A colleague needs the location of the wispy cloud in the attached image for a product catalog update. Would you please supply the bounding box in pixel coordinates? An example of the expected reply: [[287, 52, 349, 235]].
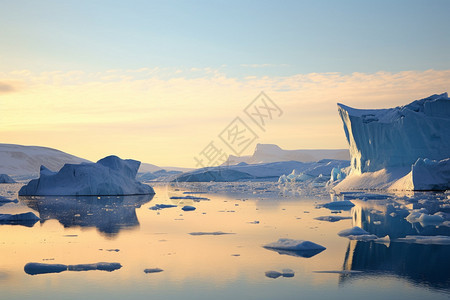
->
[[0, 81, 21, 94], [0, 68, 448, 166]]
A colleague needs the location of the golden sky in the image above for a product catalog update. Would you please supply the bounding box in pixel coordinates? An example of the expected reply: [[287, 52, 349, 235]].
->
[[1, 68, 449, 167]]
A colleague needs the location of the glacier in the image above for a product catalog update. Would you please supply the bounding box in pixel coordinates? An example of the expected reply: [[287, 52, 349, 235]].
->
[[334, 93, 450, 191], [19, 155, 155, 196]]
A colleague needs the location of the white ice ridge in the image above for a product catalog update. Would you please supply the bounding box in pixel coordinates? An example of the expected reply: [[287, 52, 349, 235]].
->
[[19, 155, 155, 196], [335, 93, 450, 191]]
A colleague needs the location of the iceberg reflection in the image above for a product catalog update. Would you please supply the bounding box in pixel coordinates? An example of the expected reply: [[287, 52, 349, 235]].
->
[[339, 196, 450, 290], [20, 194, 154, 236]]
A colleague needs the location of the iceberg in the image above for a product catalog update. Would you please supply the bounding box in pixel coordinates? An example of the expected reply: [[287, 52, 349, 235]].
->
[[335, 93, 450, 191], [0, 174, 16, 183], [263, 238, 326, 258], [19, 155, 155, 196]]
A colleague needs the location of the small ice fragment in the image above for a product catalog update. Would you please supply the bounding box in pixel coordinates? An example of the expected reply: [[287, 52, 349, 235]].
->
[[265, 271, 282, 279], [144, 268, 164, 273], [282, 268, 295, 277], [338, 227, 369, 237], [149, 204, 178, 210], [182, 205, 196, 211], [189, 231, 234, 236]]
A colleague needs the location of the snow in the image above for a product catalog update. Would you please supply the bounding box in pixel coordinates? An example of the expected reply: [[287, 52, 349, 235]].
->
[[335, 93, 450, 191], [0, 174, 16, 183], [175, 159, 349, 183], [24, 262, 122, 275], [18, 155, 155, 196], [0, 143, 90, 176], [224, 143, 349, 165]]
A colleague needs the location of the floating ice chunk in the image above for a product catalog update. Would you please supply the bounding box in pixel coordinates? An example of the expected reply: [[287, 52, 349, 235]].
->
[[265, 271, 282, 278], [314, 216, 352, 222], [395, 235, 450, 245], [189, 231, 234, 236], [149, 204, 178, 210], [265, 269, 295, 278], [281, 268, 295, 277], [182, 205, 196, 211], [24, 262, 121, 275], [338, 226, 369, 237], [144, 268, 163, 273], [170, 196, 210, 201], [322, 201, 354, 210], [264, 238, 326, 257], [0, 174, 16, 183], [0, 212, 40, 226], [19, 155, 155, 196], [24, 263, 67, 275], [406, 209, 445, 225], [68, 262, 122, 272]]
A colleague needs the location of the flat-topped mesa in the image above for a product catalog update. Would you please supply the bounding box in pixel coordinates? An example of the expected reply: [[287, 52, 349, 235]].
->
[[19, 155, 155, 196], [338, 93, 450, 175]]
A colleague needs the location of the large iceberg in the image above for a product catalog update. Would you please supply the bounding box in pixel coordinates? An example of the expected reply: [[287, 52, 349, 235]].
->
[[335, 93, 450, 191], [19, 155, 155, 196]]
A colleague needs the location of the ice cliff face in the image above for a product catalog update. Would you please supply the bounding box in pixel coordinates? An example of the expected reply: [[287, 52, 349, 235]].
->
[[19, 155, 155, 196], [338, 93, 450, 174]]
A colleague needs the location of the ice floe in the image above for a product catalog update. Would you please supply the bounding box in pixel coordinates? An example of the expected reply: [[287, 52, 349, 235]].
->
[[314, 216, 352, 222], [24, 262, 122, 275], [144, 268, 164, 273], [149, 204, 178, 210], [189, 231, 234, 236], [182, 205, 196, 211], [263, 238, 326, 258]]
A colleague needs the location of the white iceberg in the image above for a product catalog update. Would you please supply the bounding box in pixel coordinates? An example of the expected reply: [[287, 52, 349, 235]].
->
[[335, 93, 450, 191], [19, 155, 155, 196]]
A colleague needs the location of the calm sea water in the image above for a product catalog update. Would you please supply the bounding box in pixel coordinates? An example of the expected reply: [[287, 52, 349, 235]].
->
[[0, 183, 448, 299]]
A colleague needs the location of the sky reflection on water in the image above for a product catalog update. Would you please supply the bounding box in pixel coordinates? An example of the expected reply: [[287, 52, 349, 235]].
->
[[0, 183, 448, 299]]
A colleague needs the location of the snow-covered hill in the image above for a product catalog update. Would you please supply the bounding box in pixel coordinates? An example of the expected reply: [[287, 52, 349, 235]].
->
[[0, 143, 91, 176], [224, 144, 349, 165]]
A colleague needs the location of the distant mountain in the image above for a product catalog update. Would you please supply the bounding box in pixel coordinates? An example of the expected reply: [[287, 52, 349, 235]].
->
[[223, 144, 350, 165], [0, 143, 191, 178], [0, 143, 91, 176]]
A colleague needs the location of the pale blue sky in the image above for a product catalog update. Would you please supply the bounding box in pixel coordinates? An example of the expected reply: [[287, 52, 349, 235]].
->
[[1, 0, 450, 77], [1, 0, 450, 166]]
